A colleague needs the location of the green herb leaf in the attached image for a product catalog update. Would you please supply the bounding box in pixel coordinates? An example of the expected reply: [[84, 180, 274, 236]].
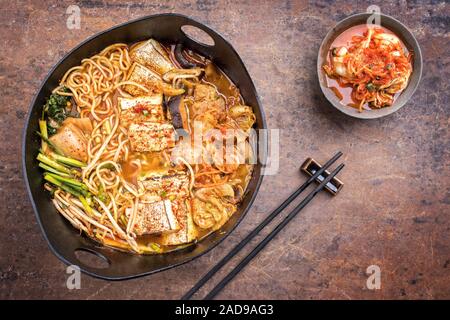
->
[[366, 82, 377, 92], [43, 88, 71, 135]]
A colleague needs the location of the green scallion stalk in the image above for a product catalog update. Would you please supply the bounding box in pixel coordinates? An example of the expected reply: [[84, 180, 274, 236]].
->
[[44, 172, 86, 190], [37, 153, 71, 174], [79, 195, 93, 215], [44, 173, 90, 197], [36, 131, 65, 155], [43, 174, 82, 198], [38, 162, 71, 177], [39, 120, 48, 139], [39, 120, 48, 152], [50, 153, 87, 168]]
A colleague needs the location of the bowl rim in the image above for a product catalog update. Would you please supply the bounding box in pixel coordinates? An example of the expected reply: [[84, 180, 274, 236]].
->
[[21, 13, 267, 280], [317, 12, 423, 119]]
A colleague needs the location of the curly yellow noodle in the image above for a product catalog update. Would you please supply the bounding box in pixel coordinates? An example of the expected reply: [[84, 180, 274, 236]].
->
[[47, 43, 146, 252]]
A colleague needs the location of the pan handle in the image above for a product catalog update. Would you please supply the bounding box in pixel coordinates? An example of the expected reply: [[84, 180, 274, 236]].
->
[[175, 18, 227, 59], [67, 245, 134, 279], [180, 25, 215, 47], [73, 247, 111, 270]]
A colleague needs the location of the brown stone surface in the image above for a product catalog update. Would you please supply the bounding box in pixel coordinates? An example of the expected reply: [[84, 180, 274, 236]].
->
[[0, 0, 449, 300]]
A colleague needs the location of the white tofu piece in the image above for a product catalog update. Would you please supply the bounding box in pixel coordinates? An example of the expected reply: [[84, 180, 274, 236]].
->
[[119, 94, 165, 127], [160, 199, 198, 245], [140, 172, 190, 202], [131, 200, 179, 236], [124, 63, 162, 96], [119, 94, 163, 110], [130, 39, 175, 75], [128, 122, 175, 152]]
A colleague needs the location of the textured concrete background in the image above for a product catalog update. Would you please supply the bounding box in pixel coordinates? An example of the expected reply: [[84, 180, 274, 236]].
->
[[0, 0, 449, 299]]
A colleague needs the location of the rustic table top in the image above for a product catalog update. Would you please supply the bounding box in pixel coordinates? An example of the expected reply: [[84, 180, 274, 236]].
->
[[1, 0, 449, 299]]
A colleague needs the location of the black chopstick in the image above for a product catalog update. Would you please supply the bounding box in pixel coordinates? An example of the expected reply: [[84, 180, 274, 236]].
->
[[181, 151, 343, 300], [203, 163, 345, 300]]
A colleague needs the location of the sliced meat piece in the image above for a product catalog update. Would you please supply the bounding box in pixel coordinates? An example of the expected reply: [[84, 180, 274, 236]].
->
[[49, 122, 89, 162], [140, 172, 189, 201], [128, 122, 175, 152], [131, 200, 179, 236], [130, 39, 175, 75], [160, 199, 198, 245], [194, 84, 218, 101], [192, 110, 218, 133], [191, 97, 226, 132], [191, 84, 226, 126], [119, 95, 165, 127]]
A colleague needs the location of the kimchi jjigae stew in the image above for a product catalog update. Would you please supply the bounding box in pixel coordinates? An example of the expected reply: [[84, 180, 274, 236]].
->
[[36, 39, 256, 254]]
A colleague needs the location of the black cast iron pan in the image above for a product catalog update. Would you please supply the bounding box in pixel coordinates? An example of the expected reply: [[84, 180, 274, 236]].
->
[[22, 13, 266, 280]]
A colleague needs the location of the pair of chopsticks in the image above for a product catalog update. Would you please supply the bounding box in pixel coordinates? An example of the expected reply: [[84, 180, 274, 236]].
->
[[182, 151, 344, 300]]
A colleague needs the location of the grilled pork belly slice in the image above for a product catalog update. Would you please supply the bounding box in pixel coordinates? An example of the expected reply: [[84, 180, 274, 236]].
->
[[140, 172, 189, 202], [160, 199, 198, 245], [119, 94, 165, 127], [128, 122, 175, 152], [131, 200, 179, 236]]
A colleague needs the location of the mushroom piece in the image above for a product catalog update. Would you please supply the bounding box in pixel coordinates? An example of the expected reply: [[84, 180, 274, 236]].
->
[[232, 185, 244, 203], [162, 68, 203, 83], [174, 43, 206, 69], [167, 95, 185, 129]]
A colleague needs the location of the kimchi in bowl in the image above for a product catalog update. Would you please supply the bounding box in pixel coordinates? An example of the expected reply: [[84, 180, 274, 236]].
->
[[317, 13, 422, 119]]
